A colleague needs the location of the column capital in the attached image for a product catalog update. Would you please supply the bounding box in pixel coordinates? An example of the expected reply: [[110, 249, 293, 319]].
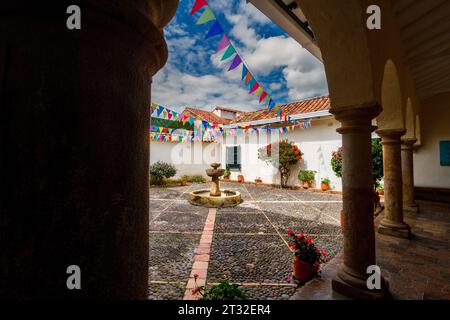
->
[[330, 102, 381, 134], [401, 137, 417, 150], [376, 128, 406, 144]]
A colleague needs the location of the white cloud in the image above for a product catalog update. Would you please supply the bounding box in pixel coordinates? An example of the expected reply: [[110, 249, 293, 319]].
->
[[152, 64, 262, 112], [153, 0, 329, 111]]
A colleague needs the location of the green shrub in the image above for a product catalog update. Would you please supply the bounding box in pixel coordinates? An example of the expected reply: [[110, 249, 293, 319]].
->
[[189, 175, 206, 183], [180, 175, 190, 182], [299, 170, 316, 182], [331, 139, 383, 188], [150, 161, 177, 185], [199, 281, 247, 300], [321, 178, 330, 185], [223, 168, 231, 178]]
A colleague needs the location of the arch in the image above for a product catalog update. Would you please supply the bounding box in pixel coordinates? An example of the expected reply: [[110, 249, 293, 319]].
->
[[295, 0, 376, 108], [377, 59, 404, 130]]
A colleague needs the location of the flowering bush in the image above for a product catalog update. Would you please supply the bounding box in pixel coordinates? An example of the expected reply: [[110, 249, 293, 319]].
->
[[287, 231, 326, 267], [330, 139, 383, 188], [258, 140, 303, 188], [330, 147, 343, 178]]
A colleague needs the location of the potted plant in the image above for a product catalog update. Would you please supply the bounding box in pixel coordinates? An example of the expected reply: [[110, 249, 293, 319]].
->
[[180, 175, 189, 186], [223, 168, 231, 180], [287, 231, 326, 283], [321, 178, 330, 191], [254, 177, 262, 184], [237, 175, 244, 183], [298, 170, 315, 189]]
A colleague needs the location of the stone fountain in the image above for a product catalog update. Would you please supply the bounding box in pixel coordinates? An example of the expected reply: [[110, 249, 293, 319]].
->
[[188, 163, 242, 208]]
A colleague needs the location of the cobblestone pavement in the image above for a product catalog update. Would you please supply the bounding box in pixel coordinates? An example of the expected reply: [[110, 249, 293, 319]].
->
[[148, 183, 343, 300]]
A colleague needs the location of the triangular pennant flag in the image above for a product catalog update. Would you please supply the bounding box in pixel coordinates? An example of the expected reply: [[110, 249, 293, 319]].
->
[[247, 77, 256, 90], [156, 106, 164, 117], [221, 45, 236, 61], [196, 6, 215, 25], [268, 99, 275, 110], [205, 21, 224, 39], [244, 72, 252, 84], [167, 111, 173, 120], [241, 65, 248, 80], [276, 107, 282, 118], [249, 82, 259, 94], [253, 86, 263, 97], [228, 54, 242, 71], [259, 91, 267, 103], [216, 35, 230, 53], [190, 0, 208, 16]]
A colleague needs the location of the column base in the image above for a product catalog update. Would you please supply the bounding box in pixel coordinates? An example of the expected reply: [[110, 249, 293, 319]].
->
[[378, 219, 411, 238], [332, 269, 389, 300], [404, 204, 419, 214]]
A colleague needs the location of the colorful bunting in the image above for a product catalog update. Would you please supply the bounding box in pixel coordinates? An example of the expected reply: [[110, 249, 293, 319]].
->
[[221, 45, 236, 61], [191, 1, 284, 118], [228, 54, 242, 71], [196, 6, 215, 25], [205, 21, 224, 39], [217, 35, 230, 53], [190, 0, 208, 16]]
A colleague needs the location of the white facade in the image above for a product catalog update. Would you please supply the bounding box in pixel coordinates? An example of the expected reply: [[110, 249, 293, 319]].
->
[[150, 140, 221, 178], [220, 117, 343, 191]]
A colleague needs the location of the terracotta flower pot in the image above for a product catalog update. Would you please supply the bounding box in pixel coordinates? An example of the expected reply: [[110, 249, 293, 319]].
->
[[255, 179, 262, 184], [181, 180, 187, 186], [302, 181, 310, 189], [293, 257, 317, 283], [237, 175, 244, 183], [223, 176, 230, 181], [321, 183, 329, 191]]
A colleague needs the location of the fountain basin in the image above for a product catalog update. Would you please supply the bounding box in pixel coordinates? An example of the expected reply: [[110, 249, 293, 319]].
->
[[188, 189, 242, 208]]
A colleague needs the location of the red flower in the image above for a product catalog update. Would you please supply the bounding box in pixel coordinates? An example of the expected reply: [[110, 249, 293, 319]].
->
[[192, 287, 202, 295], [305, 237, 313, 244]]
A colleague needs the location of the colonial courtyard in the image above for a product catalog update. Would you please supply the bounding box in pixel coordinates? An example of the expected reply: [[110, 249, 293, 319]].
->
[[149, 182, 450, 300], [148, 182, 343, 300]]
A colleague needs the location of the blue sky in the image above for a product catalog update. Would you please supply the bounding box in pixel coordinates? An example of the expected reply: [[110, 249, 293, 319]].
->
[[152, 0, 328, 113]]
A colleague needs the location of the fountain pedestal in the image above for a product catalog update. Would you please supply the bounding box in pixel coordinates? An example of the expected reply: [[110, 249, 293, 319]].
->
[[188, 163, 242, 208]]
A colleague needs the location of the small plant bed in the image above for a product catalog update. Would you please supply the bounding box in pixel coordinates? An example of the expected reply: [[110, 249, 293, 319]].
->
[[192, 278, 247, 300]]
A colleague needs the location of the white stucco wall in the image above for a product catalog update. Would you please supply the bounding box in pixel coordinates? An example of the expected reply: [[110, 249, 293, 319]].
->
[[221, 118, 343, 191], [414, 102, 450, 189], [150, 140, 221, 178]]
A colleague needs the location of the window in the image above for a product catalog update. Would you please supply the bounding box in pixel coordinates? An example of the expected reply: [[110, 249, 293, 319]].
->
[[226, 146, 241, 170]]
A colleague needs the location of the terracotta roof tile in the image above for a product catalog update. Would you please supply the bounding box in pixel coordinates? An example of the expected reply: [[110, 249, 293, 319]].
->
[[182, 107, 231, 124], [233, 95, 330, 123]]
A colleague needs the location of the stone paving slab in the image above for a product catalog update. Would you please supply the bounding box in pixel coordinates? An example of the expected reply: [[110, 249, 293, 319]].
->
[[149, 199, 169, 214], [150, 210, 208, 232], [150, 186, 190, 199], [208, 234, 293, 283], [149, 233, 200, 282], [215, 212, 274, 234], [148, 283, 186, 300]]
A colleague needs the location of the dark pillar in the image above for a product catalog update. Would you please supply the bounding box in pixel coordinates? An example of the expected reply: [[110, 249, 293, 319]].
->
[[0, 1, 178, 299]]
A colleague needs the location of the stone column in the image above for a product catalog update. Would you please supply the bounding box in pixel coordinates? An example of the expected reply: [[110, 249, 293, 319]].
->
[[401, 138, 419, 213], [376, 129, 411, 238], [0, 1, 178, 299], [330, 103, 388, 299]]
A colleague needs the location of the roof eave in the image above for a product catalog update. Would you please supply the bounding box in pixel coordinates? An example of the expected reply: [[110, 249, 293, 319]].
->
[[227, 110, 332, 128]]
